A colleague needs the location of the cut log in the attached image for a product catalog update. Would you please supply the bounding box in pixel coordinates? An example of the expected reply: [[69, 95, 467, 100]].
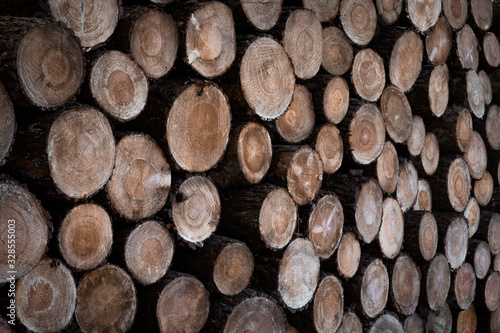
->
[[377, 141, 399, 194], [240, 0, 282, 31], [352, 49, 385, 102], [0, 179, 49, 283], [240, 37, 295, 120], [223, 296, 287, 333], [321, 26, 353, 76], [375, 0, 403, 24], [407, 0, 441, 32], [419, 212, 439, 261], [442, 0, 467, 30], [186, 2, 235, 78], [471, 0, 493, 31], [130, 8, 178, 79], [479, 70, 492, 105], [172, 176, 220, 244], [380, 85, 412, 143], [397, 162, 419, 213], [431, 106, 472, 153], [213, 242, 253, 296], [278, 238, 320, 309], [369, 314, 403, 332], [485, 272, 500, 311], [316, 124, 343, 174], [313, 275, 344, 333], [0, 317, 13, 333], [421, 132, 440, 175], [404, 313, 424, 333], [340, 0, 377, 46], [337, 232, 361, 279], [474, 241, 491, 279], [464, 131, 487, 180], [107, 133, 171, 220], [445, 216, 468, 269], [286, 326, 299, 333], [462, 70, 485, 118], [457, 304, 477, 333], [0, 18, 85, 108], [303, 0, 339, 22], [457, 25, 479, 71], [379, 197, 404, 259], [349, 103, 386, 165], [426, 303, 452, 333], [493, 307, 500, 332], [447, 157, 472, 212], [407, 116, 425, 157], [426, 17, 453, 65], [47, 107, 115, 199], [413, 179, 432, 211], [486, 105, 500, 149], [430, 65, 450, 117], [483, 33, 500, 68], [48, 0, 119, 49], [355, 179, 384, 243], [489, 213, 500, 255], [125, 220, 174, 285], [0, 82, 15, 166], [337, 312, 362, 333], [16, 259, 76, 333], [474, 170, 493, 206], [157, 274, 210, 333], [323, 76, 349, 124], [75, 264, 137, 332], [361, 258, 389, 318], [495, 254, 500, 273], [276, 84, 315, 143], [283, 9, 322, 79], [454, 262, 476, 310], [308, 194, 344, 259], [464, 197, 480, 237], [426, 253, 451, 311], [389, 30, 423, 92], [58, 203, 112, 271], [392, 254, 420, 315], [167, 83, 231, 172]]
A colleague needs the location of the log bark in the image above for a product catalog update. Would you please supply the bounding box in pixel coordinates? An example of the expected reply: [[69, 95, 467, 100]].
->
[[321, 26, 353, 76], [369, 314, 403, 332], [0, 82, 15, 166], [442, 0, 467, 30], [486, 104, 500, 150], [375, 0, 403, 24], [457, 304, 477, 333], [456, 25, 480, 71], [16, 259, 76, 333], [483, 33, 500, 68], [464, 197, 480, 237], [471, 0, 493, 31], [485, 272, 500, 311], [381, 85, 412, 143], [58, 203, 112, 271], [454, 262, 476, 310], [303, 0, 339, 22], [313, 275, 344, 333], [323, 76, 349, 124], [360, 258, 389, 318], [391, 254, 420, 315], [340, 0, 377, 46], [413, 179, 432, 211], [397, 162, 419, 213], [240, 0, 282, 31], [474, 240, 491, 279], [315, 123, 343, 174], [349, 103, 386, 165], [379, 197, 404, 259], [426, 253, 451, 311], [425, 17, 453, 65], [337, 232, 361, 279], [75, 264, 137, 332], [389, 30, 423, 92], [276, 84, 315, 143]]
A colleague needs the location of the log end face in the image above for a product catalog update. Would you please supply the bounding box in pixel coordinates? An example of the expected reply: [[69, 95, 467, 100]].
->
[[238, 122, 272, 184], [214, 242, 254, 296]]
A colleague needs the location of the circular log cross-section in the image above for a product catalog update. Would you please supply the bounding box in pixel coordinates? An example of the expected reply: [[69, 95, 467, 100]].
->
[[474, 171, 493, 206], [407, 116, 425, 157], [466, 70, 485, 118], [316, 124, 343, 174], [303, 0, 340, 22], [489, 213, 500, 255], [157, 276, 209, 333], [486, 105, 500, 150], [321, 26, 353, 76], [125, 220, 174, 285], [379, 197, 404, 259], [17, 259, 76, 333], [464, 198, 480, 237], [278, 238, 320, 309], [380, 85, 412, 143], [443, 0, 467, 30], [214, 242, 254, 296], [172, 176, 220, 244], [48, 0, 119, 49], [457, 25, 479, 71], [276, 84, 315, 143], [59, 203, 112, 271], [377, 141, 399, 194], [107, 134, 171, 220], [427, 254, 451, 311], [323, 76, 349, 124], [426, 17, 452, 65], [484, 33, 500, 68], [337, 312, 362, 333], [166, 83, 231, 172], [314, 275, 344, 333], [407, 0, 441, 32], [447, 157, 471, 212], [456, 107, 473, 152], [186, 2, 235, 78], [223, 296, 287, 333], [16, 24, 85, 108], [369, 314, 403, 333], [308, 194, 344, 259], [458, 304, 477, 333], [479, 70, 492, 105], [352, 49, 385, 102], [419, 212, 438, 261], [47, 107, 115, 199], [130, 9, 178, 79], [375, 0, 402, 24], [454, 262, 476, 310], [349, 103, 385, 165], [355, 179, 383, 243], [0, 181, 49, 283], [471, 0, 492, 31], [396, 162, 418, 213], [259, 187, 297, 249], [414, 179, 432, 211], [238, 122, 272, 183], [337, 232, 361, 279], [392, 255, 420, 316], [464, 131, 487, 180], [389, 30, 423, 92], [486, 272, 500, 311], [421, 132, 440, 175], [493, 308, 500, 333], [427, 304, 452, 333], [474, 241, 491, 279], [340, 0, 377, 46], [283, 9, 322, 80], [286, 147, 323, 205], [240, 0, 282, 31], [76, 265, 137, 332], [445, 217, 468, 269], [361, 259, 389, 318], [0, 82, 15, 165], [429, 65, 449, 117], [240, 37, 295, 120], [404, 314, 424, 333]]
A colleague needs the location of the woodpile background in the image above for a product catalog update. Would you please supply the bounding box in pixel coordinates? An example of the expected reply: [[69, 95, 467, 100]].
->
[[1, 0, 500, 332]]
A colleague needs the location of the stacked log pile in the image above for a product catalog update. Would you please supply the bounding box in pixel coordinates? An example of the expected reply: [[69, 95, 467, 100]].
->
[[0, 0, 500, 332]]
